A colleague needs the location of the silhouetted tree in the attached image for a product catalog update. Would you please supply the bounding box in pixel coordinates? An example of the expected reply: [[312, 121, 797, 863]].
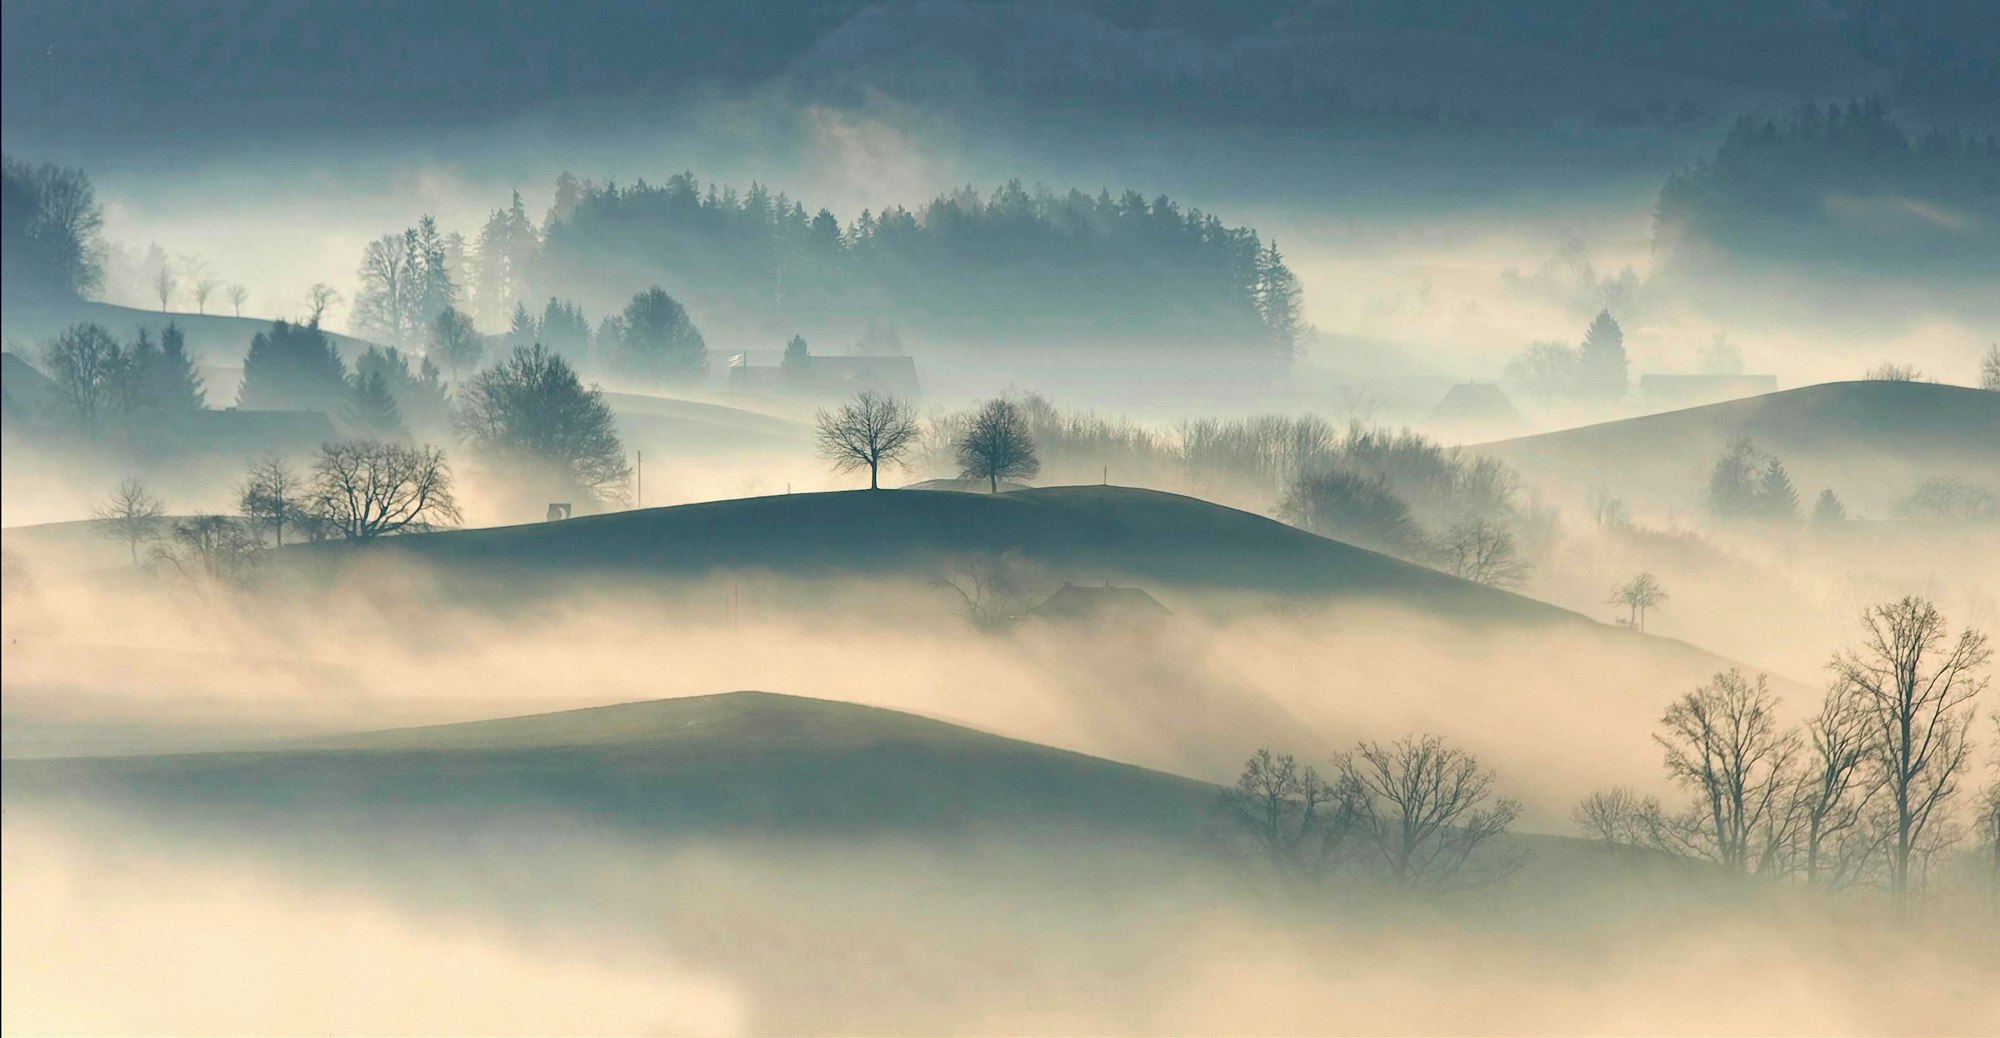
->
[[94, 477, 167, 565], [152, 263, 176, 311], [306, 440, 461, 540], [227, 284, 248, 317], [954, 398, 1039, 492], [238, 455, 306, 547], [782, 334, 810, 369], [1226, 749, 1354, 882], [1757, 457, 1800, 521], [1277, 468, 1418, 555], [458, 343, 631, 506], [1504, 341, 1581, 403], [816, 392, 920, 490], [1576, 310, 1628, 403], [128, 324, 205, 419], [1893, 477, 2000, 523], [1812, 488, 1847, 527], [1865, 362, 1923, 382], [1982, 345, 2000, 391], [151, 514, 263, 587], [306, 283, 340, 324], [1256, 240, 1304, 358], [346, 369, 403, 435], [353, 345, 449, 433], [428, 306, 482, 383], [1611, 571, 1667, 630], [39, 323, 127, 431], [1426, 518, 1529, 587], [1333, 734, 1521, 892], [1654, 669, 1801, 876], [1831, 597, 1990, 900], [238, 320, 347, 412], [611, 287, 706, 381], [1, 157, 104, 300], [1799, 680, 1883, 890]]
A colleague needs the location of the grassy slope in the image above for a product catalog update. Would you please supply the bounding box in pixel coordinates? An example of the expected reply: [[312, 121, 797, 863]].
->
[[1475, 381, 2000, 508], [1, 691, 1222, 839], [299, 483, 1577, 625]]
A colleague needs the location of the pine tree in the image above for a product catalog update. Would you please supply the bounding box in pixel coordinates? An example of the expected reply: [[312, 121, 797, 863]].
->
[[346, 369, 403, 435], [239, 320, 348, 413], [1577, 310, 1629, 403], [1255, 240, 1304, 360], [1812, 488, 1846, 526], [134, 322, 205, 416], [1757, 457, 1800, 520]]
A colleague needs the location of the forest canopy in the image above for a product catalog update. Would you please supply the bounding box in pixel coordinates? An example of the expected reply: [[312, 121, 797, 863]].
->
[[524, 175, 1302, 360]]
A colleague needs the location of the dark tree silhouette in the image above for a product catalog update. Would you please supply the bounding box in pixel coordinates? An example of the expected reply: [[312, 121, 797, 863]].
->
[[238, 455, 307, 547], [1225, 749, 1354, 883], [1576, 310, 1628, 403], [306, 440, 461, 540], [1, 157, 104, 300], [1831, 597, 1990, 900], [94, 477, 166, 565], [1277, 468, 1418, 555], [954, 398, 1039, 492], [610, 287, 706, 382], [429, 306, 482, 383], [458, 343, 631, 506], [1334, 734, 1521, 892], [238, 320, 348, 413], [815, 392, 919, 490]]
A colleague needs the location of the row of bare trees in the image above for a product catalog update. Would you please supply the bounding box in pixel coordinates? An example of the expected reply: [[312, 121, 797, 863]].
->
[[1225, 736, 1521, 894], [1577, 597, 1992, 900], [814, 393, 1040, 492], [94, 441, 462, 580]]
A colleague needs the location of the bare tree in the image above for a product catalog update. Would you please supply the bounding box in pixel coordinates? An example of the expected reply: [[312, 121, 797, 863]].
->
[[40, 323, 127, 430], [307, 441, 461, 540], [238, 455, 307, 546], [1864, 363, 1923, 382], [1573, 786, 1653, 848], [816, 392, 920, 490], [1611, 571, 1667, 631], [1333, 734, 1521, 892], [1981, 344, 2000, 392], [1978, 715, 2000, 897], [227, 283, 249, 317], [1427, 518, 1530, 587], [1798, 680, 1885, 889], [306, 283, 341, 325], [428, 306, 482, 383], [1654, 670, 1801, 876], [151, 514, 263, 586], [1225, 749, 1355, 883], [954, 398, 1039, 492], [936, 549, 1044, 632], [184, 256, 217, 315], [152, 262, 177, 311], [1831, 597, 1991, 900], [94, 477, 167, 565]]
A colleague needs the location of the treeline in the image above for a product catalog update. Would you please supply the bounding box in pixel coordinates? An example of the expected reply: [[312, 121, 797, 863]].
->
[[2, 156, 104, 302], [1654, 99, 2000, 277], [495, 174, 1303, 359]]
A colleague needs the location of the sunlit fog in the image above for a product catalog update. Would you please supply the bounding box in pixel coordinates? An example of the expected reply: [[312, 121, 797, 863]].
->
[[5, 2, 1999, 1035]]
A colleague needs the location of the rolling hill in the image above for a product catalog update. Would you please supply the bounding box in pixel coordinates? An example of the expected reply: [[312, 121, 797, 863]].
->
[[1, 691, 1221, 840], [1475, 381, 2000, 514], [290, 483, 1578, 625]]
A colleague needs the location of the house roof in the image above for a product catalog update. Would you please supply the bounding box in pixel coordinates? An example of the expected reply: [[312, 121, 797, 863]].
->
[[1028, 583, 1171, 621]]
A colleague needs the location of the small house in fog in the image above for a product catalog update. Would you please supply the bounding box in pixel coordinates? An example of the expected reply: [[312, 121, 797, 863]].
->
[[1028, 582, 1171, 625], [1424, 382, 1527, 440], [726, 349, 921, 401], [1640, 374, 1778, 410]]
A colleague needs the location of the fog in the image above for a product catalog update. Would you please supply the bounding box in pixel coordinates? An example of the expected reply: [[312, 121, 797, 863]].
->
[[6, 4, 2000, 1033]]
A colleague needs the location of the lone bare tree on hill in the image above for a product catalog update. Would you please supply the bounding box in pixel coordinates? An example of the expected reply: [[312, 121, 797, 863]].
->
[[1612, 571, 1667, 631], [95, 478, 167, 565], [227, 284, 249, 317], [306, 283, 341, 325], [954, 398, 1039, 492], [307, 440, 461, 540], [816, 392, 920, 490], [1831, 597, 1990, 900], [1334, 734, 1520, 892]]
